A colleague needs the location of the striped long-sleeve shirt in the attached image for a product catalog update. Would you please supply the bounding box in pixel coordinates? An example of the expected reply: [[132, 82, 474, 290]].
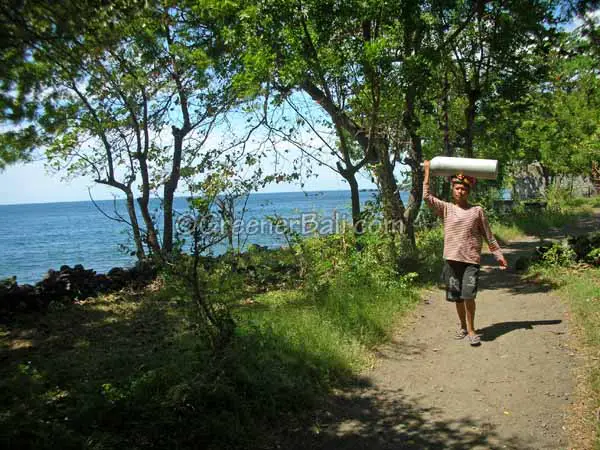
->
[[423, 182, 503, 265]]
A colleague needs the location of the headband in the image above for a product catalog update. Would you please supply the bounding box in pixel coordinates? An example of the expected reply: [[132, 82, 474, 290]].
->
[[450, 173, 476, 188]]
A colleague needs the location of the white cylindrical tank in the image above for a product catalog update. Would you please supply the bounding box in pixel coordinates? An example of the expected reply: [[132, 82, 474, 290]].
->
[[429, 156, 498, 180]]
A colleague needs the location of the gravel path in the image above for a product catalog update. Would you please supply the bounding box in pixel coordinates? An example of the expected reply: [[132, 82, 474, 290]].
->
[[276, 223, 597, 450]]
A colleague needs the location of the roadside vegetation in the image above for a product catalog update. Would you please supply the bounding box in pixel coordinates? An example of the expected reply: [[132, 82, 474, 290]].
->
[[0, 229, 421, 449], [1, 1, 599, 448], [534, 265, 600, 449], [2, 192, 600, 449], [481, 188, 596, 244], [516, 202, 600, 449]]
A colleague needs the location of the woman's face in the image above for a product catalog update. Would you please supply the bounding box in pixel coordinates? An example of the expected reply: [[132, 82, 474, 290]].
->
[[452, 182, 470, 204]]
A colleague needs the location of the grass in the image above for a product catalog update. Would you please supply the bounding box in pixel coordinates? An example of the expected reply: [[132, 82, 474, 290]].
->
[[2, 194, 598, 449], [496, 205, 592, 239], [490, 221, 525, 245], [0, 290, 199, 449], [485, 196, 597, 243], [525, 265, 600, 449], [0, 240, 419, 450], [587, 197, 600, 209]]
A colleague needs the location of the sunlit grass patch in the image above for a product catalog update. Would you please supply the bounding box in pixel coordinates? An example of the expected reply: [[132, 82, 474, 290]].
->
[[586, 196, 600, 208], [0, 242, 419, 450], [527, 264, 600, 447], [243, 288, 306, 308], [492, 201, 593, 240], [492, 222, 526, 244]]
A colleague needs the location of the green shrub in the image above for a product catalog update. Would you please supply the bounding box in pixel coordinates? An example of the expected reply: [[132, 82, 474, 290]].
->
[[568, 231, 600, 261], [587, 196, 600, 208], [415, 226, 444, 283], [586, 248, 600, 265], [538, 242, 577, 267], [544, 185, 588, 211]]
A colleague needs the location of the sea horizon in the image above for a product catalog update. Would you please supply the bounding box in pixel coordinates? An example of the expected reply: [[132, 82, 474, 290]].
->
[[0, 187, 380, 207], [0, 189, 396, 284]]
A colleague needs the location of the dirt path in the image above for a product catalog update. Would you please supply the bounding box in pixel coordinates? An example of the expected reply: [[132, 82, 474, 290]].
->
[[276, 217, 600, 450]]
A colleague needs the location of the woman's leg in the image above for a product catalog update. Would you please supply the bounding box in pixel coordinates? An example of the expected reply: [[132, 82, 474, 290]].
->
[[461, 264, 480, 337], [455, 301, 467, 330], [464, 299, 476, 335]]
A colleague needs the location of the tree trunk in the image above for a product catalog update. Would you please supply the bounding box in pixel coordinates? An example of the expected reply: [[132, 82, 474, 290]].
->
[[347, 174, 362, 233], [403, 156, 422, 249], [96, 180, 148, 260], [162, 130, 184, 255], [300, 81, 406, 235], [125, 191, 146, 259], [464, 89, 478, 158], [402, 84, 424, 249], [441, 71, 452, 201], [338, 166, 363, 233], [162, 187, 175, 255], [443, 72, 452, 158], [137, 155, 161, 255], [373, 142, 405, 233], [541, 163, 551, 191]]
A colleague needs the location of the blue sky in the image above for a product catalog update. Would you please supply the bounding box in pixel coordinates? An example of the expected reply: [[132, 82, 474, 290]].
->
[[0, 79, 386, 205], [0, 157, 378, 205], [0, 95, 380, 205]]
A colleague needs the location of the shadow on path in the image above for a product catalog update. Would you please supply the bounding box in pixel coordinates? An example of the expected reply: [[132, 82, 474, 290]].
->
[[479, 269, 561, 295], [478, 319, 562, 342], [478, 243, 562, 295], [276, 385, 530, 450]]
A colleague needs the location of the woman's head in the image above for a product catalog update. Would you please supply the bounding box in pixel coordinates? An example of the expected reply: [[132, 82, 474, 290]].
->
[[450, 173, 476, 205]]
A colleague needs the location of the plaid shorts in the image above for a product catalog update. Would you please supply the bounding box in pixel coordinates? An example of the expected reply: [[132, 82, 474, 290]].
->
[[442, 260, 480, 302]]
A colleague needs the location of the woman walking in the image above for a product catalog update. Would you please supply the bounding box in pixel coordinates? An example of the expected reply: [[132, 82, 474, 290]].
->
[[422, 160, 507, 346]]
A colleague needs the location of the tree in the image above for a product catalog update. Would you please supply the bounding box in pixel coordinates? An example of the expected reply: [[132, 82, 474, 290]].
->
[[260, 92, 370, 232], [516, 32, 600, 187], [0, 1, 242, 258], [208, 0, 491, 248], [434, 0, 560, 158], [0, 0, 139, 169]]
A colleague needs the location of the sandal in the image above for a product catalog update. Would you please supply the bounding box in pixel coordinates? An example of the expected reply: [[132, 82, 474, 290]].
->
[[455, 328, 468, 340], [468, 334, 481, 346]]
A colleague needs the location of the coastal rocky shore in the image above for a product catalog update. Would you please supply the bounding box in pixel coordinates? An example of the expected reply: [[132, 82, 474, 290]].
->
[[0, 261, 158, 315]]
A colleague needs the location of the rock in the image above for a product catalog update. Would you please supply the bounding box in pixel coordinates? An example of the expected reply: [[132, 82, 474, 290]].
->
[[1, 261, 158, 316], [94, 274, 112, 292]]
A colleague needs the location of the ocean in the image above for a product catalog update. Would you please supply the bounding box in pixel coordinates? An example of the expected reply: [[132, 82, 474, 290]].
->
[[0, 190, 409, 284]]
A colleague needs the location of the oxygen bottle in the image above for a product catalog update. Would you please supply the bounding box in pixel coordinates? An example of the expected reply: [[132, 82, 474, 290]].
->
[[428, 156, 498, 180]]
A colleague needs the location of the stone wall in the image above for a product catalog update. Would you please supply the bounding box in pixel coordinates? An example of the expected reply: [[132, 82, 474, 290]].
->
[[511, 162, 595, 200], [0, 260, 158, 316]]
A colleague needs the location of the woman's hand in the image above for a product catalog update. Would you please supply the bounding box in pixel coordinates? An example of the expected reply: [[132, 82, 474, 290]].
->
[[423, 160, 430, 183], [497, 255, 508, 270]]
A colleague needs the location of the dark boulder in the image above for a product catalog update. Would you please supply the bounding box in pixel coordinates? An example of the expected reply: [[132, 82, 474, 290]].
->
[[1, 261, 159, 317]]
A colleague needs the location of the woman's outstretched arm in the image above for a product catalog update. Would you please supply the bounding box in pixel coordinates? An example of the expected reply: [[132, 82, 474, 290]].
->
[[423, 160, 447, 218]]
